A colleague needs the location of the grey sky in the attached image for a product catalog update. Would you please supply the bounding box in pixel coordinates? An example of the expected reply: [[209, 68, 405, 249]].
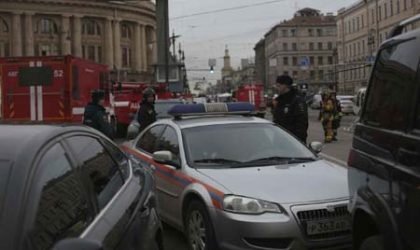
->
[[169, 0, 354, 88]]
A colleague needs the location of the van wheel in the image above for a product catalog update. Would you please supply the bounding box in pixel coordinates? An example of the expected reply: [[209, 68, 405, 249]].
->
[[185, 201, 218, 250], [359, 235, 384, 250]]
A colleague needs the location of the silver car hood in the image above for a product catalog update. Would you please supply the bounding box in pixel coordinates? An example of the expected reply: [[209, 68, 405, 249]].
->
[[197, 160, 349, 204]]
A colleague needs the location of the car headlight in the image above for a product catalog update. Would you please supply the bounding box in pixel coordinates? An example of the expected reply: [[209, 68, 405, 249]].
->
[[223, 195, 283, 214]]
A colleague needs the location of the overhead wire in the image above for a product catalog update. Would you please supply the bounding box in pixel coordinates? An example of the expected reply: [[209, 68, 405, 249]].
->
[[170, 0, 287, 20]]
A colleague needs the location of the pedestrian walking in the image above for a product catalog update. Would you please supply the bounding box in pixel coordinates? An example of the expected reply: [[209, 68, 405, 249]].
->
[[137, 88, 157, 133], [272, 75, 309, 143], [83, 89, 114, 139]]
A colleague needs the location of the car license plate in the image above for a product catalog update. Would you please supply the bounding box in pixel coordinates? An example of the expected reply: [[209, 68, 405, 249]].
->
[[306, 218, 350, 236]]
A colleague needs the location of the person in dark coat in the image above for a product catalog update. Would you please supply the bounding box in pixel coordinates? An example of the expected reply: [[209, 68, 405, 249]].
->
[[137, 88, 157, 133], [272, 75, 309, 143], [83, 89, 114, 139]]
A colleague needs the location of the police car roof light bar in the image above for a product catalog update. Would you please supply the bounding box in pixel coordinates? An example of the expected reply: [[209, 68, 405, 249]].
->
[[168, 103, 256, 118]]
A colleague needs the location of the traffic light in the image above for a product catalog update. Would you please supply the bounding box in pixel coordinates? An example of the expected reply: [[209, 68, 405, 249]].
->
[[210, 66, 214, 74]]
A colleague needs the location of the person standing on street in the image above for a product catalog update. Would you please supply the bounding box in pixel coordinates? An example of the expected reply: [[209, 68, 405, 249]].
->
[[83, 89, 114, 139], [137, 88, 157, 133], [272, 75, 309, 143], [331, 92, 342, 141], [319, 91, 336, 143]]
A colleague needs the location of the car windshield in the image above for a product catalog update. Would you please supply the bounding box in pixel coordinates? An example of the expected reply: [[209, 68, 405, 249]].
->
[[183, 123, 316, 168], [155, 101, 182, 119]]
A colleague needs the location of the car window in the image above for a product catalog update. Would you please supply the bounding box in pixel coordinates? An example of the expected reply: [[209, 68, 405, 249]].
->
[[156, 126, 181, 164], [363, 38, 419, 130], [104, 141, 130, 180], [136, 125, 166, 154], [0, 159, 11, 218], [67, 136, 124, 210], [30, 144, 93, 250]]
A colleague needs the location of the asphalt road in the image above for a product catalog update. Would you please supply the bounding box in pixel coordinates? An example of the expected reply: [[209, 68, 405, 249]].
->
[[161, 108, 356, 249]]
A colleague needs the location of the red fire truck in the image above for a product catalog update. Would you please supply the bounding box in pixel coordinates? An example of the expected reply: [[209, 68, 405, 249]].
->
[[112, 82, 173, 137], [233, 83, 266, 112], [0, 56, 111, 123]]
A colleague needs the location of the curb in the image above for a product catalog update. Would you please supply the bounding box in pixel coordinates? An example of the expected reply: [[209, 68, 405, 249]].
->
[[320, 153, 347, 167]]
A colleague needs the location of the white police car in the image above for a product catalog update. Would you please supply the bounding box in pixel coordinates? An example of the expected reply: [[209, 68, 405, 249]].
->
[[122, 103, 350, 250]]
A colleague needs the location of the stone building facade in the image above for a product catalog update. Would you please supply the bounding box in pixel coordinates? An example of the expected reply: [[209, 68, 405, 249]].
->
[[336, 0, 420, 94], [0, 0, 157, 81], [264, 8, 337, 92]]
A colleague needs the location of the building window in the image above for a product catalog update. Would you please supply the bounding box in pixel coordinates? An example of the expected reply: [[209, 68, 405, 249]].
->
[[38, 44, 58, 56], [328, 56, 333, 65], [293, 71, 298, 77], [82, 19, 101, 36], [38, 18, 58, 34], [318, 42, 323, 50], [97, 46, 102, 63], [362, 15, 364, 28], [283, 57, 289, 65], [293, 57, 297, 66], [309, 56, 315, 65], [328, 42, 333, 50], [404, 0, 407, 10], [309, 43, 314, 51], [380, 33, 383, 43], [397, 0, 400, 13], [0, 41, 10, 57], [121, 23, 132, 39], [310, 70, 315, 80], [352, 19, 355, 32], [283, 43, 288, 51], [357, 17, 360, 31], [307, 28, 313, 37], [283, 71, 289, 75], [290, 29, 296, 37], [0, 18, 8, 33], [353, 43, 356, 57], [122, 47, 131, 67], [319, 70, 324, 80], [390, 0, 394, 16], [379, 6, 382, 20], [88, 45, 95, 61], [316, 29, 323, 37], [362, 40, 366, 54], [384, 3, 388, 18], [371, 9, 375, 24], [318, 56, 324, 65], [358, 42, 361, 55], [282, 29, 288, 37], [292, 43, 297, 51]]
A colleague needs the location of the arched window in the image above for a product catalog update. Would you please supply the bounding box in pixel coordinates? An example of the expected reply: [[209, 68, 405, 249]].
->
[[82, 19, 101, 36], [37, 18, 58, 34], [121, 23, 132, 39], [0, 18, 8, 33]]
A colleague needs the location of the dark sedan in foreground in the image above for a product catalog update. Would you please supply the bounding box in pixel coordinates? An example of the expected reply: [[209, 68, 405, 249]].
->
[[0, 125, 163, 250]]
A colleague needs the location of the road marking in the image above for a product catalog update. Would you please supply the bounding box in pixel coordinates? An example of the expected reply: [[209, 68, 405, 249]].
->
[[320, 153, 347, 167]]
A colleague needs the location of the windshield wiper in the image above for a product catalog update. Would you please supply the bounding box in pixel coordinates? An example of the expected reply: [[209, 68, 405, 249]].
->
[[193, 158, 242, 165], [244, 156, 316, 165]]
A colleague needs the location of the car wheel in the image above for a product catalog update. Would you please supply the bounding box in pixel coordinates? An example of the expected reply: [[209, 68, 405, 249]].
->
[[185, 201, 218, 250], [359, 235, 384, 250]]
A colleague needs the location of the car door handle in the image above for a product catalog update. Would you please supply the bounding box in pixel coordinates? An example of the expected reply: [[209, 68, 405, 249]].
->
[[150, 164, 156, 171]]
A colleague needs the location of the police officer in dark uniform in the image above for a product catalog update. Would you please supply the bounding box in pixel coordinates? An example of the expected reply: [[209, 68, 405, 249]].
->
[[83, 89, 114, 139], [137, 88, 157, 132], [272, 75, 309, 143]]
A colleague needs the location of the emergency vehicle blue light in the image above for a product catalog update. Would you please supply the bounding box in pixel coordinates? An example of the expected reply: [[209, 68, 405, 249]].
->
[[168, 102, 255, 117]]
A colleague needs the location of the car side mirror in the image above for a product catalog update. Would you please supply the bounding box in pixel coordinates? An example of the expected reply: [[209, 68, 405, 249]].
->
[[309, 141, 324, 154], [153, 151, 181, 169], [52, 238, 103, 250], [127, 122, 140, 140]]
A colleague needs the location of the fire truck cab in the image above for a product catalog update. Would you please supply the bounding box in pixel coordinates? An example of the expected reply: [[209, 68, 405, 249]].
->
[[0, 56, 111, 123], [233, 83, 266, 112]]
